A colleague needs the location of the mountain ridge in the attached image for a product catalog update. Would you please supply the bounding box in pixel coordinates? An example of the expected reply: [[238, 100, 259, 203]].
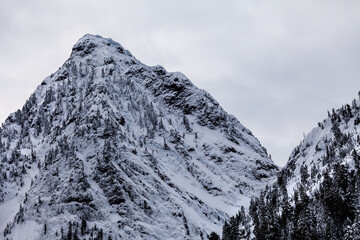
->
[[227, 94, 360, 240]]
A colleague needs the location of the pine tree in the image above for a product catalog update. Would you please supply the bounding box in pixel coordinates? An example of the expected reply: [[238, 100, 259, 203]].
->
[[353, 150, 360, 169], [208, 232, 220, 240], [222, 221, 231, 240], [300, 165, 309, 185], [67, 221, 72, 240], [344, 225, 354, 240]]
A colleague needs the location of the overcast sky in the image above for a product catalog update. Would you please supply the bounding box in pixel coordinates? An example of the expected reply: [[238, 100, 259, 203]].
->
[[1, 0, 360, 167]]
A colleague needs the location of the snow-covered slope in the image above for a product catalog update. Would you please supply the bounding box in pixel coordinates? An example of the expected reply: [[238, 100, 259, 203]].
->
[[246, 96, 360, 240], [282, 99, 360, 195], [0, 34, 278, 240]]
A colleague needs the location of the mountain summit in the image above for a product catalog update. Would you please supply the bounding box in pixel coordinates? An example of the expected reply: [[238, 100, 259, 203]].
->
[[0, 34, 278, 239]]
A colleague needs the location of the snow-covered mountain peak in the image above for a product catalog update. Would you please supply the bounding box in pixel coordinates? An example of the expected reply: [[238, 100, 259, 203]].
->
[[0, 34, 278, 239], [72, 34, 129, 56], [69, 34, 136, 69]]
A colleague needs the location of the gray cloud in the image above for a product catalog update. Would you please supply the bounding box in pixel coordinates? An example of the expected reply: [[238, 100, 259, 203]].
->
[[1, 0, 360, 166]]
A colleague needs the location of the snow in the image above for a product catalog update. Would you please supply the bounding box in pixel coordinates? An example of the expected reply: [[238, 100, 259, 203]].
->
[[0, 196, 18, 233], [11, 221, 40, 240], [0, 163, 38, 235]]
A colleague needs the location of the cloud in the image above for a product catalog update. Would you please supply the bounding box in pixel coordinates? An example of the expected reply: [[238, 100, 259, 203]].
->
[[1, 0, 360, 166]]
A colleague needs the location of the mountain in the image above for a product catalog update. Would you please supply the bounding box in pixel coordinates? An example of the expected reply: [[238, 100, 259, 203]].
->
[[239, 96, 360, 240], [0, 34, 278, 240]]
